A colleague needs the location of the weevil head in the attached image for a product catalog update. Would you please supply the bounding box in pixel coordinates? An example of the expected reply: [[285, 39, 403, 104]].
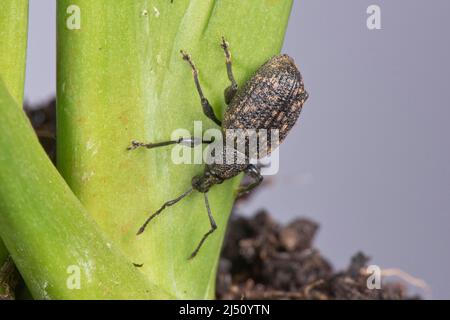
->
[[191, 171, 222, 193]]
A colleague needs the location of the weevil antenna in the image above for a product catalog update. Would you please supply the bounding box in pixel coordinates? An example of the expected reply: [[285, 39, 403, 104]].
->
[[188, 192, 217, 259], [137, 188, 194, 235]]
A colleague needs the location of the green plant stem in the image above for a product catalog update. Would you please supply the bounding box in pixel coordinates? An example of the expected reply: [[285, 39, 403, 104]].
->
[[57, 0, 292, 299], [0, 0, 29, 297], [0, 0, 28, 106], [0, 79, 172, 299]]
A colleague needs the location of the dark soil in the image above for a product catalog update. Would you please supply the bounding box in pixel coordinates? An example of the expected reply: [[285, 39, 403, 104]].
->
[[24, 99, 56, 163], [216, 211, 415, 300], [24, 99, 417, 300]]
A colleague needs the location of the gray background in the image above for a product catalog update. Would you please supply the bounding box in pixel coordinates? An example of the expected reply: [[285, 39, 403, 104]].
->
[[25, 1, 450, 299]]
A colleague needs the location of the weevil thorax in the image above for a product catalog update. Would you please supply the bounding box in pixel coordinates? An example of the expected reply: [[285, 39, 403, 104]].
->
[[191, 170, 223, 193]]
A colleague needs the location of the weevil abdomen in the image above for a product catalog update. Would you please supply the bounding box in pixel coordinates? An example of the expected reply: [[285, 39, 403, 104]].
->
[[222, 54, 308, 157]]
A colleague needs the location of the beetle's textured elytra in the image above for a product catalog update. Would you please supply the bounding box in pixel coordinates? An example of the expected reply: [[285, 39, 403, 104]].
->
[[209, 54, 308, 183], [129, 38, 309, 259], [224, 54, 308, 142]]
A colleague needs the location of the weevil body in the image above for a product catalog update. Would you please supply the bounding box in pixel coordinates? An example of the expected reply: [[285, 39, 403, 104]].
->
[[128, 38, 308, 259], [200, 54, 308, 189]]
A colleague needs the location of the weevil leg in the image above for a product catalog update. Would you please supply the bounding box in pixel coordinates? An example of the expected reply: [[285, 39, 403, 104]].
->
[[180, 50, 222, 127], [127, 136, 214, 151], [236, 164, 263, 198], [137, 188, 194, 235], [221, 37, 238, 104], [188, 192, 217, 259]]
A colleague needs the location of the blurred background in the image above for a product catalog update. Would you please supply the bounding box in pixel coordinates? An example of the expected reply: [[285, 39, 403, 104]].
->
[[25, 0, 450, 298]]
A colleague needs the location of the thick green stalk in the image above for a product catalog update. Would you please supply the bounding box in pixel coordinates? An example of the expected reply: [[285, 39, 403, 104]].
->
[[0, 0, 29, 297], [0, 0, 28, 106], [0, 79, 171, 299], [57, 0, 292, 299]]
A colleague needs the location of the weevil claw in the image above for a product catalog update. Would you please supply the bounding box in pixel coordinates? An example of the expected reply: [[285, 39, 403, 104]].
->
[[127, 140, 140, 151], [220, 36, 229, 50], [180, 50, 189, 60]]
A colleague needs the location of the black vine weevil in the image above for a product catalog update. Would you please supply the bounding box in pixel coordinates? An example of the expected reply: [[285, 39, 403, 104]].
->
[[128, 37, 309, 259]]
